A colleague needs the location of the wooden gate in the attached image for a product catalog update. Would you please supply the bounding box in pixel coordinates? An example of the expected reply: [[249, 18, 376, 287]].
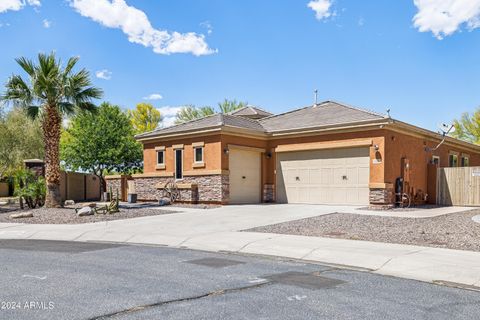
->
[[437, 167, 480, 206]]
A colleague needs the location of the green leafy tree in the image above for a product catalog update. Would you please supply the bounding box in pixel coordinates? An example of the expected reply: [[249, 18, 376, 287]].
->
[[1, 53, 102, 207], [217, 99, 247, 113], [452, 109, 480, 145], [0, 108, 44, 177], [128, 103, 162, 134], [60, 102, 142, 197], [174, 99, 246, 124], [175, 105, 215, 124]]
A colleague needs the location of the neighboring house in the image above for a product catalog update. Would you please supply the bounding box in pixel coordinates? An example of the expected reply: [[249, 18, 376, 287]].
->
[[132, 101, 480, 206]]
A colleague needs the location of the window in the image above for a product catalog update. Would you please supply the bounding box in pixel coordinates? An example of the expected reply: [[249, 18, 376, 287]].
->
[[461, 156, 470, 167], [175, 149, 183, 179], [156, 150, 165, 165], [449, 154, 458, 167], [432, 156, 440, 165], [194, 147, 204, 163]]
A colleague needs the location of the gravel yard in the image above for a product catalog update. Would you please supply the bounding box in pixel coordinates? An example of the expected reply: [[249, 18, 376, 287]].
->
[[246, 209, 480, 252], [0, 206, 176, 224]]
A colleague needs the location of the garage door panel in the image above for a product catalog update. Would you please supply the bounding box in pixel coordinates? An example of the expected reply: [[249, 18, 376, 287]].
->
[[276, 147, 370, 205], [321, 168, 334, 185]]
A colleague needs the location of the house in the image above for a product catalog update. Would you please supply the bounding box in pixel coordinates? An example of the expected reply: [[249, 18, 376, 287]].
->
[[130, 101, 480, 207]]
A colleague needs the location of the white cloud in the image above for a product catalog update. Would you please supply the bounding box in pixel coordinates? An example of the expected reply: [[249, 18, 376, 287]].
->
[[0, 0, 40, 13], [42, 18, 51, 28], [200, 21, 213, 35], [95, 69, 112, 80], [413, 0, 480, 39], [308, 0, 333, 20], [143, 93, 163, 100], [70, 0, 216, 56], [157, 106, 183, 127], [358, 17, 365, 27]]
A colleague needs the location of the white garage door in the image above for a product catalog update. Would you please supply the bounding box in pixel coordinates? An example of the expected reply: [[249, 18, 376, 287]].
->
[[229, 148, 261, 204], [276, 147, 370, 205]]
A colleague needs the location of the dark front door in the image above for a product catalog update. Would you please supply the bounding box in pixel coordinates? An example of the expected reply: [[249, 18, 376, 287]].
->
[[175, 149, 183, 179]]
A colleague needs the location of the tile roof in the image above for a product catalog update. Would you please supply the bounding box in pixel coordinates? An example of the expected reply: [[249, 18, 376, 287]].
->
[[259, 101, 386, 132], [136, 101, 387, 140], [135, 113, 266, 139], [229, 105, 273, 118]]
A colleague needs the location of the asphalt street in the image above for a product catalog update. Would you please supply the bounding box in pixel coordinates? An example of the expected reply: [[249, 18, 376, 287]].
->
[[0, 239, 479, 320]]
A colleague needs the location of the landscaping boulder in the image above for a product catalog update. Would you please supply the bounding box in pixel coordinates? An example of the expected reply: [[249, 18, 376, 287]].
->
[[77, 206, 94, 217], [10, 211, 34, 219], [159, 198, 171, 206], [64, 200, 75, 206], [82, 202, 97, 208]]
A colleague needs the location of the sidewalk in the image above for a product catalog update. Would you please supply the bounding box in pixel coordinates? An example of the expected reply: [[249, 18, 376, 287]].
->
[[0, 205, 479, 289]]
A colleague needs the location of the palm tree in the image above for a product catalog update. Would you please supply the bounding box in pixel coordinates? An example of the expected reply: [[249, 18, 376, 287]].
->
[[1, 53, 102, 207]]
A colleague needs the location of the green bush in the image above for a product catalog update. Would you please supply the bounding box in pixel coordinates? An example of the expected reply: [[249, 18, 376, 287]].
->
[[13, 169, 46, 209]]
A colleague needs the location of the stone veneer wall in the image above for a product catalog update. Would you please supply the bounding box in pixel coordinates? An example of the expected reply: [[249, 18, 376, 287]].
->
[[133, 174, 227, 203], [263, 184, 274, 202], [105, 178, 122, 195], [369, 188, 394, 209], [181, 174, 228, 203]]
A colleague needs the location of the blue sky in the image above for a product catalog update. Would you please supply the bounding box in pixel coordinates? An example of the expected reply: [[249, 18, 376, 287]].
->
[[1, 0, 480, 128]]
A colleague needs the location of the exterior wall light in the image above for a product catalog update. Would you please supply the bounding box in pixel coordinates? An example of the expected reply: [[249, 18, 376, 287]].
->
[[223, 148, 229, 155], [266, 152, 272, 159], [373, 144, 380, 151]]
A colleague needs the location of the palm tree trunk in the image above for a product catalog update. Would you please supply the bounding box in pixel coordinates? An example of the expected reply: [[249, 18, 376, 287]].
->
[[43, 104, 62, 208]]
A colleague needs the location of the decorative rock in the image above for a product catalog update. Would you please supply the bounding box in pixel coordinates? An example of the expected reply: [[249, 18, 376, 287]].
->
[[64, 200, 75, 206], [473, 215, 480, 224], [82, 202, 97, 208], [77, 206, 94, 216], [159, 198, 171, 206], [0, 201, 7, 206], [10, 211, 34, 219]]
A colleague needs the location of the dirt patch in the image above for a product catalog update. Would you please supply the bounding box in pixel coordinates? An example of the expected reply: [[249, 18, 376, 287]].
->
[[0, 207, 176, 224], [245, 210, 480, 252]]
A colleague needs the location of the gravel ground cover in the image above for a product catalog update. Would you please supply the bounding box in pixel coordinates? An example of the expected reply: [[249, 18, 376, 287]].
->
[[0, 206, 176, 224], [246, 209, 480, 252]]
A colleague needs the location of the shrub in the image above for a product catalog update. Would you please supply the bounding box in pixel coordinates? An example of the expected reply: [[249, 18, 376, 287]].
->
[[13, 169, 46, 209]]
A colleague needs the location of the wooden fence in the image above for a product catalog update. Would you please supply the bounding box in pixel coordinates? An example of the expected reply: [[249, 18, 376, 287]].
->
[[59, 171, 101, 203], [437, 167, 480, 206]]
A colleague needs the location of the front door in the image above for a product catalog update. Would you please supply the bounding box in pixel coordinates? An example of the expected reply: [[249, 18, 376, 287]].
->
[[175, 149, 183, 180]]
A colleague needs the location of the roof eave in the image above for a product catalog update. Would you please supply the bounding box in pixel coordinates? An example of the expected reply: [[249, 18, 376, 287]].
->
[[135, 126, 223, 142], [267, 118, 391, 136], [388, 120, 480, 152]]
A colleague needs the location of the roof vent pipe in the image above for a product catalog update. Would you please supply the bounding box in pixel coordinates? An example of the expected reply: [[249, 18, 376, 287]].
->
[[314, 89, 318, 106]]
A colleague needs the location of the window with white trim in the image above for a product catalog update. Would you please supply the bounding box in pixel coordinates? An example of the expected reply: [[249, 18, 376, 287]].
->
[[157, 150, 165, 165], [432, 156, 440, 165], [461, 155, 470, 167], [448, 154, 458, 167], [194, 147, 204, 163]]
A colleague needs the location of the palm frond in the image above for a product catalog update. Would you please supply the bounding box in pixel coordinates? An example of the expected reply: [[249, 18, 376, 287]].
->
[[57, 102, 75, 116], [26, 105, 41, 119], [63, 56, 79, 76], [15, 57, 36, 78], [2, 75, 34, 106]]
